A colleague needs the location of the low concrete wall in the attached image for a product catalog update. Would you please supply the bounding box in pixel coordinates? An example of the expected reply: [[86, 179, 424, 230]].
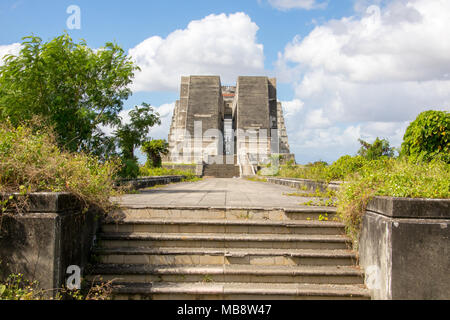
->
[[116, 175, 186, 190], [162, 164, 196, 173], [359, 197, 450, 300], [266, 177, 342, 192], [0, 193, 99, 296]]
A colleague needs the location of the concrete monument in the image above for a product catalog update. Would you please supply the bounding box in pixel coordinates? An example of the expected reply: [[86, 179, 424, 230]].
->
[[166, 76, 295, 174]]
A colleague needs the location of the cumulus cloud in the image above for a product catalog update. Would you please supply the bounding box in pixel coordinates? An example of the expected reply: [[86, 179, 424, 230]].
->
[[281, 99, 304, 117], [129, 12, 265, 92], [277, 0, 450, 163], [267, 0, 327, 11], [0, 43, 21, 66]]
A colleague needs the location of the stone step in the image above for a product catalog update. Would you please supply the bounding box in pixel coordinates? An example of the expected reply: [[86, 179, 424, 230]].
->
[[93, 247, 357, 266], [98, 233, 351, 250], [101, 218, 346, 235], [87, 264, 365, 285], [107, 282, 371, 300], [107, 207, 339, 222], [203, 165, 240, 178]]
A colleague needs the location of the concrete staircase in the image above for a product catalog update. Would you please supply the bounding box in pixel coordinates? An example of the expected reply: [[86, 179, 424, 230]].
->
[[88, 207, 370, 300], [202, 164, 240, 178]]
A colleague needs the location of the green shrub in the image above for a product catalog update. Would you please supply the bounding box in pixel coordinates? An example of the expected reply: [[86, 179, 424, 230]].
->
[[0, 121, 120, 212], [118, 158, 140, 179], [276, 162, 329, 181], [0, 273, 46, 300], [326, 155, 367, 181], [337, 158, 450, 247], [0, 34, 138, 159], [401, 110, 450, 163]]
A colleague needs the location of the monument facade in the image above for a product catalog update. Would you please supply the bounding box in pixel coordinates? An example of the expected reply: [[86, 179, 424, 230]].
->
[[167, 76, 295, 167]]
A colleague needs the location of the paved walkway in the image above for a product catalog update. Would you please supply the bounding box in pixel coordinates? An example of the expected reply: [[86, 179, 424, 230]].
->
[[113, 178, 321, 209]]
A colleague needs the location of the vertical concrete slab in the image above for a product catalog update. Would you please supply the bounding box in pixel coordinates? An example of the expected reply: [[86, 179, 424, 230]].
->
[[359, 197, 450, 300], [0, 193, 100, 296]]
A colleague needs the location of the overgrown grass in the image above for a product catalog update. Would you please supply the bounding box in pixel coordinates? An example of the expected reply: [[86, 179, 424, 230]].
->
[[245, 176, 268, 182], [265, 155, 450, 248], [139, 166, 201, 182], [0, 121, 120, 213], [337, 158, 450, 248], [274, 163, 329, 181], [0, 273, 115, 300], [0, 273, 46, 300]]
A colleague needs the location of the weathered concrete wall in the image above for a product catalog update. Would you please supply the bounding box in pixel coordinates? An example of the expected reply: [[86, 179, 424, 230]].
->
[[236, 76, 270, 131], [235, 76, 272, 162], [116, 175, 187, 190], [0, 193, 99, 296], [186, 76, 223, 136], [359, 197, 450, 300], [168, 76, 223, 163], [162, 164, 196, 173], [266, 177, 342, 192]]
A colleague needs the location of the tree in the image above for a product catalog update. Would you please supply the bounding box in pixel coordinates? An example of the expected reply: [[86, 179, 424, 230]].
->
[[114, 103, 161, 177], [401, 110, 449, 163], [0, 34, 138, 159], [141, 139, 169, 168], [357, 138, 395, 160], [114, 103, 161, 160]]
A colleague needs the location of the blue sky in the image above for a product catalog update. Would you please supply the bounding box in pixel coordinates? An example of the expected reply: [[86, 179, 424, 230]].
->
[[1, 0, 449, 163], [0, 0, 354, 104]]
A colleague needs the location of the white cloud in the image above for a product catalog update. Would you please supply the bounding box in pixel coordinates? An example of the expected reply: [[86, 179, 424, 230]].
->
[[304, 108, 331, 129], [277, 0, 450, 163], [0, 43, 21, 66], [281, 99, 304, 117], [267, 0, 327, 11], [129, 12, 265, 92]]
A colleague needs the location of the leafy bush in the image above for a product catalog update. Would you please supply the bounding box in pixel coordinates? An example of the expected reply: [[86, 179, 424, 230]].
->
[[326, 155, 367, 181], [0, 274, 46, 300], [0, 34, 138, 159], [401, 110, 450, 163], [337, 158, 450, 247], [118, 158, 140, 179], [0, 121, 120, 212]]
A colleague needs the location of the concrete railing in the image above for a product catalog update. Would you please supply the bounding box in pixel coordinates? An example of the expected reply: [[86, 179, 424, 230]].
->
[[266, 177, 342, 192], [0, 193, 99, 297], [115, 175, 187, 190], [162, 164, 196, 173], [359, 196, 450, 300]]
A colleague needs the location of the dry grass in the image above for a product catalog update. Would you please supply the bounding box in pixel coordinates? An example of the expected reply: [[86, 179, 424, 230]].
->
[[0, 120, 121, 214]]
